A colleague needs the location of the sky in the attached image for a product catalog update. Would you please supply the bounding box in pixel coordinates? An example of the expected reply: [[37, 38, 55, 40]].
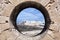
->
[[16, 8, 45, 24]]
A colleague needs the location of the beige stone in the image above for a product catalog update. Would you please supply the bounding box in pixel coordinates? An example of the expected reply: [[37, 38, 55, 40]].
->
[[0, 0, 2, 3], [1, 4, 15, 16], [0, 23, 10, 33], [47, 30, 55, 38], [53, 32, 60, 40], [41, 34, 54, 40], [9, 0, 20, 6], [0, 16, 9, 23], [0, 30, 18, 40], [0, 0, 60, 40], [32, 0, 50, 6]]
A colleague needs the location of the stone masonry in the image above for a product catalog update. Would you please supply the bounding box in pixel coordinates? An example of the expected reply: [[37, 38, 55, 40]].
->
[[0, 0, 60, 40]]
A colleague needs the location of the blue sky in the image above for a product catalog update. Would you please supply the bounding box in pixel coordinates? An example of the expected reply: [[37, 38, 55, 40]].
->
[[16, 8, 45, 24]]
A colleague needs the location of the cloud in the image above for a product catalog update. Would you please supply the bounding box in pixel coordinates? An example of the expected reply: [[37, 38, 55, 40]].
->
[[16, 8, 45, 24]]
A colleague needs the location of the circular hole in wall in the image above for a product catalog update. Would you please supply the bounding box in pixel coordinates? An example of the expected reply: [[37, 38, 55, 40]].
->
[[10, 1, 51, 37], [16, 7, 45, 36]]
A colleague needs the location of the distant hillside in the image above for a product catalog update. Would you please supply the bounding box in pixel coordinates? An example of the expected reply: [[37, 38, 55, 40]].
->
[[17, 21, 45, 26]]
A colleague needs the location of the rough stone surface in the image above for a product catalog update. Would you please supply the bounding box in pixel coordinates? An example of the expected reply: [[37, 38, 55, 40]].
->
[[0, 0, 60, 40]]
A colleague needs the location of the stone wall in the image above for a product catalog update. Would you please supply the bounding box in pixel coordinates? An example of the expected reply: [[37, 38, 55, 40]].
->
[[0, 0, 60, 40]]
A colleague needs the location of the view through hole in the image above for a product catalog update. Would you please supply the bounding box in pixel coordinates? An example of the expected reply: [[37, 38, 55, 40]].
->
[[16, 7, 45, 36]]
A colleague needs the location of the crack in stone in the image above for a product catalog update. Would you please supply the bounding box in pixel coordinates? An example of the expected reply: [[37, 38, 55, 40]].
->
[[0, 4, 4, 12], [48, 33, 55, 40], [15, 35, 20, 40], [0, 23, 6, 24], [49, 0, 55, 4], [4, 0, 12, 4], [49, 28, 59, 32], [0, 0, 12, 12], [45, 0, 55, 7], [0, 3, 6, 12], [47, 29, 56, 39], [0, 28, 15, 35], [49, 29, 55, 31]]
